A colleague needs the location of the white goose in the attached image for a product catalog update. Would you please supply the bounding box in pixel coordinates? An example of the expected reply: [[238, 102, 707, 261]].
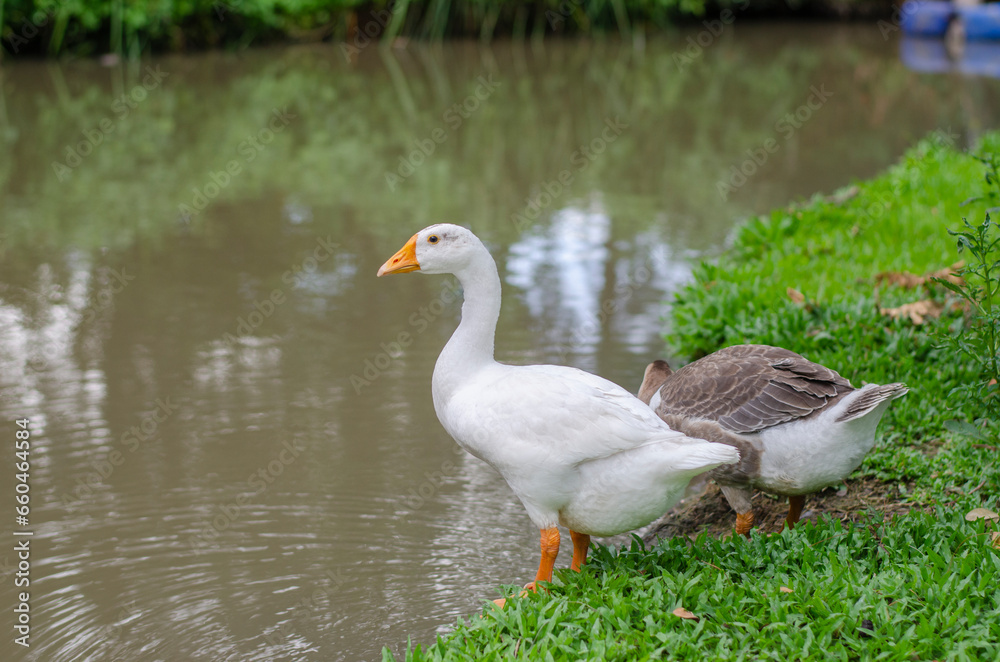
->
[[377, 224, 739, 600], [636, 346, 908, 536]]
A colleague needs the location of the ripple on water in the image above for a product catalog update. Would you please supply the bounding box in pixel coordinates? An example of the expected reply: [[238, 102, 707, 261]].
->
[[25, 488, 352, 661]]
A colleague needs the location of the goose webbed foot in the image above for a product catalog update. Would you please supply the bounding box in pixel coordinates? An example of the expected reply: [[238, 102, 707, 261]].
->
[[493, 527, 560, 609]]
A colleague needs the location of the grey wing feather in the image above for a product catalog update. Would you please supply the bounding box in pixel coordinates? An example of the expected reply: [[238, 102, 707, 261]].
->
[[653, 345, 855, 434], [835, 383, 908, 422]]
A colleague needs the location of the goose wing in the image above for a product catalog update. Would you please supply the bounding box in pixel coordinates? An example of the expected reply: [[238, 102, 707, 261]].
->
[[446, 363, 702, 469], [654, 344, 854, 434]]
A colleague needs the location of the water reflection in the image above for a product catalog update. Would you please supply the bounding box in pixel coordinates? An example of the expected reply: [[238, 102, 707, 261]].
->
[[1, 23, 998, 662], [508, 205, 613, 357]]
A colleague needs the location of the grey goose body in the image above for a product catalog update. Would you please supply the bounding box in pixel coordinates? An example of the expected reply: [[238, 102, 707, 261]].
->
[[638, 344, 908, 535]]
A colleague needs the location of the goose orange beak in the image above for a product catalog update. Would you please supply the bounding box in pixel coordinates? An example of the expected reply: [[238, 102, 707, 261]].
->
[[377, 234, 420, 276]]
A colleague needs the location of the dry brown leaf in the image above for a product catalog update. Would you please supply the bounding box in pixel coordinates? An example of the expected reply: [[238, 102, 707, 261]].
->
[[879, 300, 943, 325], [672, 607, 699, 620], [780, 586, 794, 593], [927, 262, 965, 286], [825, 185, 860, 205], [991, 532, 1000, 549], [874, 262, 964, 289], [874, 271, 925, 288], [965, 507, 1000, 523], [787, 288, 805, 304]]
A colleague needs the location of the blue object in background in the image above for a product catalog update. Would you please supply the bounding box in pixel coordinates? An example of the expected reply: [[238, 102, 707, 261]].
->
[[900, 36, 954, 72], [901, 35, 1000, 78], [960, 5, 1000, 40], [957, 40, 1000, 75], [900, 0, 955, 37]]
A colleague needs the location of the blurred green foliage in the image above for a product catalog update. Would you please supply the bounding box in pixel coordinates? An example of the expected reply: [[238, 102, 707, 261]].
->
[[0, 0, 888, 56]]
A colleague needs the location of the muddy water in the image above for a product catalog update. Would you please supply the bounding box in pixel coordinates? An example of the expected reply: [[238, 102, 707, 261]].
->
[[0, 22, 997, 662]]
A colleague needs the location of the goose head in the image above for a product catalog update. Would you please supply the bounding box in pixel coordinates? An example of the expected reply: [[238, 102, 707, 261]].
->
[[377, 224, 485, 277]]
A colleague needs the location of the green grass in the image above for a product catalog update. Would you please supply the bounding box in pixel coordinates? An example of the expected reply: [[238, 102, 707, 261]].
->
[[394, 515, 1000, 661], [388, 134, 1000, 660]]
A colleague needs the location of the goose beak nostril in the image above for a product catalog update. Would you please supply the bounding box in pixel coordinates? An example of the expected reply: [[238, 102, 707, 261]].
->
[[377, 234, 421, 277]]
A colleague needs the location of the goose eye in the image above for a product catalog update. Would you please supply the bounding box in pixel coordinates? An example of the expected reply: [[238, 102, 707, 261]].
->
[[428, 235, 440, 244]]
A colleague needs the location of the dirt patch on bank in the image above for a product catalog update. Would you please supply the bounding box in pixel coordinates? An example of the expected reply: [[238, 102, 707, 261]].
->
[[636, 477, 925, 545]]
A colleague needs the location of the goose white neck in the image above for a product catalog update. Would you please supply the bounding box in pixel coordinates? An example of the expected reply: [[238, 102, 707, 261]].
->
[[432, 245, 501, 398]]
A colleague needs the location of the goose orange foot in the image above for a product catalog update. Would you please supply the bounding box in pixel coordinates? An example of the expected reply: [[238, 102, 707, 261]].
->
[[734, 495, 807, 540], [492, 528, 591, 609], [734, 511, 755, 538]]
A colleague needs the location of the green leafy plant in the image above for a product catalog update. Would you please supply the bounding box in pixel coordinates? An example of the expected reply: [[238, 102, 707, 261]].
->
[[934, 153, 1000, 435]]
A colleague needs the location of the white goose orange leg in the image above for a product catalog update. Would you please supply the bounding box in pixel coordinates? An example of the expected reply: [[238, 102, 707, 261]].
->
[[570, 530, 590, 571], [493, 527, 561, 608], [525, 527, 561, 590]]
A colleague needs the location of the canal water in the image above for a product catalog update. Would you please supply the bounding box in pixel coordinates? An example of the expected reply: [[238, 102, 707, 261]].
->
[[0, 21, 996, 662]]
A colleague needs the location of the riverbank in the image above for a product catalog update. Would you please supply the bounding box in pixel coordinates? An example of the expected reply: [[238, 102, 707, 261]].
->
[[1, 0, 893, 57], [387, 133, 1000, 660]]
